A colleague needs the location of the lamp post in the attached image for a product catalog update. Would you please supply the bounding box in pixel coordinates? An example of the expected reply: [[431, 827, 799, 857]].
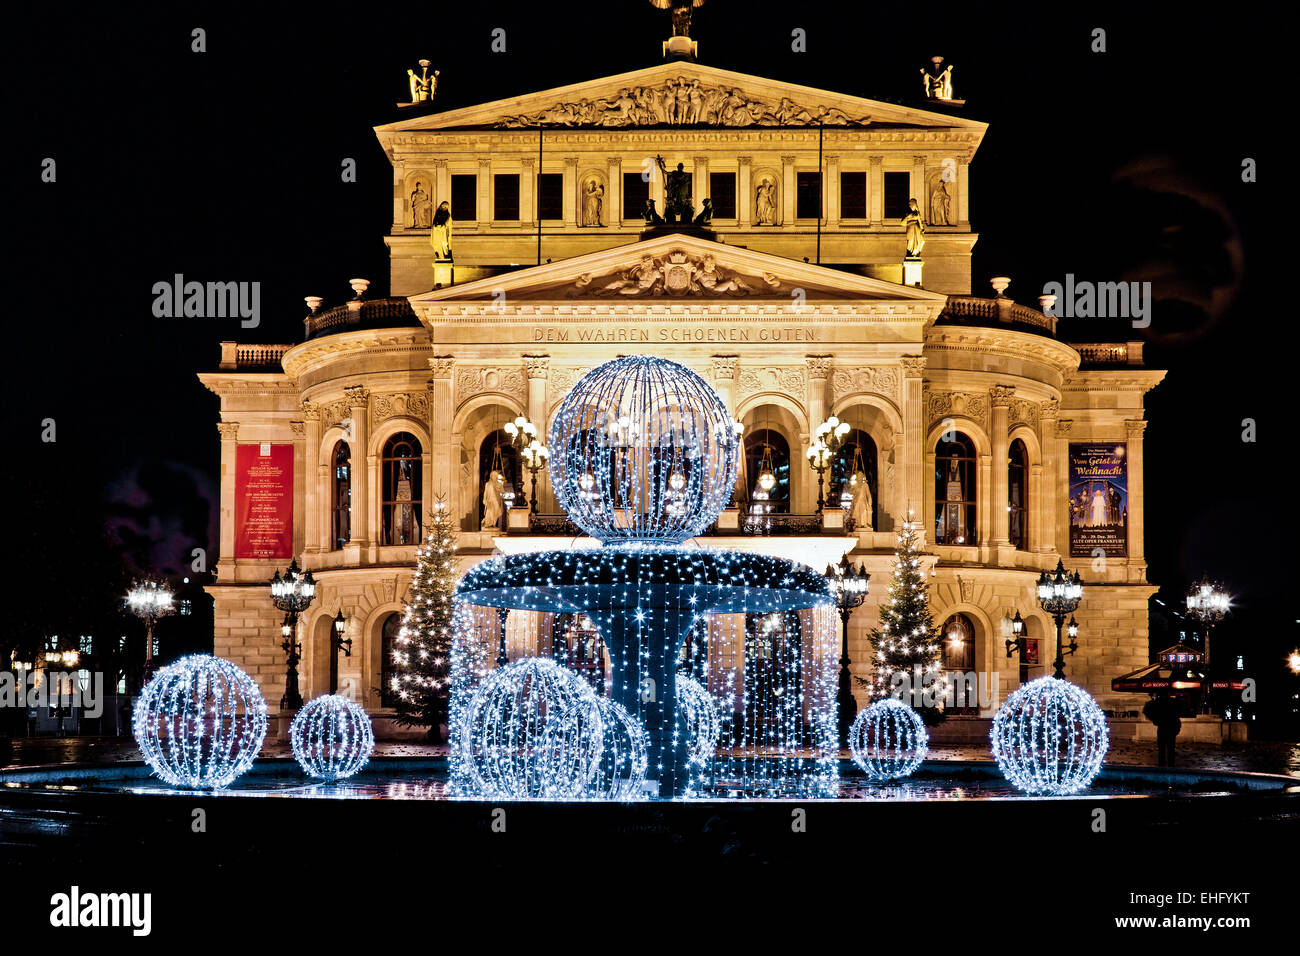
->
[[270, 559, 316, 710], [826, 560, 870, 747], [1185, 575, 1229, 712], [521, 439, 549, 514], [814, 415, 851, 505], [1036, 559, 1083, 679], [329, 610, 352, 694], [126, 578, 175, 680], [1004, 609, 1026, 659], [806, 440, 832, 511], [503, 415, 540, 510]]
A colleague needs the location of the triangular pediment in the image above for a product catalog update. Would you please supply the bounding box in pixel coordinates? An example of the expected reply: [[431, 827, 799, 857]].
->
[[409, 233, 950, 306], [376, 62, 986, 135]]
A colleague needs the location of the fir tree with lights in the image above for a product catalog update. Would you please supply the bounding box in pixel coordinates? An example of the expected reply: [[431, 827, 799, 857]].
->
[[860, 511, 947, 718], [392, 497, 458, 742]]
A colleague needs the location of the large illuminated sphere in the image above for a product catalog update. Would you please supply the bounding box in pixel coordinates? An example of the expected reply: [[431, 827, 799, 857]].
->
[[457, 657, 604, 799], [992, 676, 1109, 795], [592, 696, 649, 800], [290, 694, 375, 781], [676, 674, 722, 766], [132, 654, 267, 789], [548, 355, 739, 543], [849, 697, 929, 780]]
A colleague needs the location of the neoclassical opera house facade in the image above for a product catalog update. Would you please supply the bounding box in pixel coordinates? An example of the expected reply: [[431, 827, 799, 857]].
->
[[200, 61, 1163, 726]]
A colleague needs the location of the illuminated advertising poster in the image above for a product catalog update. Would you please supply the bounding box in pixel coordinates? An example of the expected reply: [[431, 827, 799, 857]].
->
[[1068, 442, 1127, 558], [234, 443, 293, 559]]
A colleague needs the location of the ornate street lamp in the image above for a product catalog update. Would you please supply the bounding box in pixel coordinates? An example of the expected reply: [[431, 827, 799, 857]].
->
[[1004, 609, 1026, 658], [806, 440, 832, 511], [270, 559, 316, 710], [826, 560, 870, 747], [504, 416, 541, 509], [329, 610, 352, 694], [814, 415, 852, 508], [1185, 574, 1229, 713], [521, 439, 550, 514], [126, 578, 175, 677], [1036, 559, 1083, 679]]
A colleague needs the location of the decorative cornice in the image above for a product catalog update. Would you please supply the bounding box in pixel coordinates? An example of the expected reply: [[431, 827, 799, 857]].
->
[[299, 401, 321, 422], [1125, 419, 1148, 437], [900, 355, 926, 377], [1039, 398, 1061, 420]]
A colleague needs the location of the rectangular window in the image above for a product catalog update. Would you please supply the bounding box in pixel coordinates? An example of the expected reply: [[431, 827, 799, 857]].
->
[[796, 172, 822, 219], [451, 174, 477, 222], [537, 173, 563, 220], [884, 171, 911, 219], [709, 172, 736, 219], [493, 174, 520, 221], [840, 171, 867, 219], [623, 171, 649, 220]]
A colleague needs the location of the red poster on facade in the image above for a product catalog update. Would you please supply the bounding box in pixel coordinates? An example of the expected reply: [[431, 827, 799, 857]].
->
[[234, 443, 294, 559]]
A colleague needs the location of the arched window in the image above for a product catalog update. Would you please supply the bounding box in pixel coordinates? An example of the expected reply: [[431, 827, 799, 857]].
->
[[331, 441, 351, 550], [381, 433, 422, 546], [380, 612, 402, 708], [935, 432, 977, 545], [743, 428, 791, 514], [832, 427, 878, 530], [941, 613, 978, 713], [478, 429, 522, 526], [1008, 438, 1028, 551]]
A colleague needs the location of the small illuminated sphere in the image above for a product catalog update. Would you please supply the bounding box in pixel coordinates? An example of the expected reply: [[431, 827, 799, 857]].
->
[[992, 676, 1109, 795], [290, 694, 375, 781], [132, 654, 267, 789], [549, 355, 739, 543], [676, 674, 721, 766], [849, 697, 929, 780], [591, 696, 649, 800], [457, 657, 604, 799]]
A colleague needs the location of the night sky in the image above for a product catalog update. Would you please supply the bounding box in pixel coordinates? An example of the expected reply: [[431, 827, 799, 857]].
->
[[9, 3, 1287, 714]]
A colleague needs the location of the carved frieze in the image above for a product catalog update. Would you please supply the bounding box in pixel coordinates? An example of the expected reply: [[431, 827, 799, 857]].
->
[[926, 390, 988, 428], [831, 366, 901, 403], [1008, 400, 1041, 429], [372, 392, 431, 425], [455, 366, 527, 409], [547, 366, 593, 412], [736, 366, 807, 402]]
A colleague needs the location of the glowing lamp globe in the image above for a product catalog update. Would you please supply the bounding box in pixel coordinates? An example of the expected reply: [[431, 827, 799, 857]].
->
[[592, 696, 649, 800], [548, 356, 739, 544], [132, 654, 267, 789], [848, 697, 929, 780], [676, 674, 722, 766], [290, 694, 375, 781], [456, 657, 604, 799], [991, 676, 1109, 795]]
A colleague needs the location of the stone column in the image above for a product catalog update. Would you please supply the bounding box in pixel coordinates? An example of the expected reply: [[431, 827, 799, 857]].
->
[[301, 403, 322, 554], [433, 159, 448, 214], [737, 156, 752, 225], [524, 355, 550, 510], [869, 156, 883, 224], [428, 357, 455, 513], [826, 155, 840, 227], [978, 452, 992, 553], [990, 385, 1014, 549], [290, 420, 307, 557], [1036, 399, 1060, 553], [1125, 419, 1147, 565], [781, 155, 796, 224], [806, 356, 831, 515], [900, 357, 926, 530], [957, 157, 971, 225], [392, 165, 403, 230], [476, 159, 490, 225], [563, 157, 579, 228], [912, 155, 927, 218], [693, 155, 708, 215], [1053, 419, 1073, 556], [520, 157, 536, 229], [711, 355, 741, 522], [607, 156, 622, 225], [217, 422, 239, 581], [345, 386, 371, 549]]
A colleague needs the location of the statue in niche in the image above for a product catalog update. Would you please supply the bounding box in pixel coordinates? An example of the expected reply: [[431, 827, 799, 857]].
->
[[929, 177, 951, 226], [410, 180, 433, 229], [430, 202, 452, 260], [581, 179, 604, 226], [755, 177, 777, 225], [849, 471, 874, 532], [480, 470, 505, 531], [938, 453, 967, 543], [903, 198, 925, 257], [655, 155, 693, 223]]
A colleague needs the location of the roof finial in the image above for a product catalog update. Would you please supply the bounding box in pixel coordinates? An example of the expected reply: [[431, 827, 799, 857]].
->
[[649, 0, 705, 60]]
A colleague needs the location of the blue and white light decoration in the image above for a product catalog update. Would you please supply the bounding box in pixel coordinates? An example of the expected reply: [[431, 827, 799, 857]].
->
[[848, 697, 929, 780], [592, 696, 649, 800], [448, 356, 841, 800], [991, 676, 1109, 795], [675, 673, 721, 767], [456, 657, 605, 799], [132, 654, 267, 789], [290, 694, 375, 781]]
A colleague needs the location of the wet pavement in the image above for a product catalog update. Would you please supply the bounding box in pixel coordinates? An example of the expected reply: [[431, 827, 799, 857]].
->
[[3, 735, 1299, 777]]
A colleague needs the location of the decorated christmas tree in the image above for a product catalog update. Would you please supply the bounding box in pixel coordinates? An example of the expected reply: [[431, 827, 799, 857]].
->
[[861, 511, 947, 713], [392, 497, 458, 742]]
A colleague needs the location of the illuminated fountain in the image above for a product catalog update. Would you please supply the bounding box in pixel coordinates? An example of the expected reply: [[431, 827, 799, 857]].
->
[[450, 356, 839, 798]]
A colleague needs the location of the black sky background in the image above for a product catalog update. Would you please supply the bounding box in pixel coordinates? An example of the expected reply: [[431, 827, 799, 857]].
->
[[6, 2, 1289, 716]]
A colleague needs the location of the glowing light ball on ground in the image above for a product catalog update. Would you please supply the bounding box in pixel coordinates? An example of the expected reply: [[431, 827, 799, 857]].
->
[[991, 676, 1109, 795], [548, 355, 740, 544], [591, 696, 649, 800], [676, 674, 721, 766], [457, 657, 604, 799], [132, 654, 267, 789], [290, 694, 375, 781], [848, 697, 929, 780]]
